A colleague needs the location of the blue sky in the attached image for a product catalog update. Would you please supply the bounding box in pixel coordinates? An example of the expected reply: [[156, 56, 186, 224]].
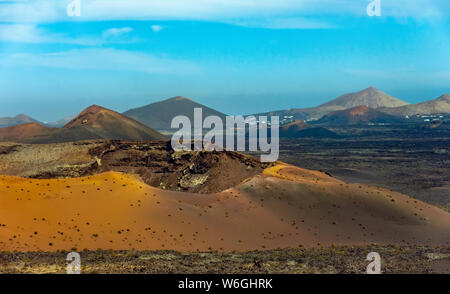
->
[[0, 0, 449, 121]]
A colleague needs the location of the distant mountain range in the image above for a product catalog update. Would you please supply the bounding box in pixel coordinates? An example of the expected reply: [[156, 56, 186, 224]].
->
[[380, 94, 450, 117], [0, 105, 166, 143], [0, 114, 38, 128], [44, 115, 76, 128], [1, 88, 449, 142], [254, 87, 414, 121], [0, 114, 75, 129], [123, 96, 227, 134]]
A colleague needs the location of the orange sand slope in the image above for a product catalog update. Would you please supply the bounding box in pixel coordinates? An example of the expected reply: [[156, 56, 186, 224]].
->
[[0, 164, 449, 252]]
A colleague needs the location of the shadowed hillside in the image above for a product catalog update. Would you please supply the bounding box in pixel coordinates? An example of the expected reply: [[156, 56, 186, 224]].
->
[[279, 121, 338, 138], [123, 96, 227, 133]]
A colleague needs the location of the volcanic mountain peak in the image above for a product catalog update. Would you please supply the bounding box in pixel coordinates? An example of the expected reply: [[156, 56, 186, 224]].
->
[[64, 105, 124, 128], [363, 86, 380, 93], [168, 96, 192, 102], [80, 104, 108, 114], [73, 104, 107, 114], [251, 87, 410, 122], [123, 96, 227, 132], [319, 87, 409, 109], [15, 114, 35, 121], [54, 104, 167, 142], [437, 94, 450, 102], [0, 105, 167, 143], [358, 86, 388, 97]]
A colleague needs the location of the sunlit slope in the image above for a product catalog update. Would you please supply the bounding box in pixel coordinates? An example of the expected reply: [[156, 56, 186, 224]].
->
[[1, 165, 449, 252]]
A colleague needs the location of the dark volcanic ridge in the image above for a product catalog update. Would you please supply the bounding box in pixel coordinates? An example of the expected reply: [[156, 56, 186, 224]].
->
[[0, 140, 271, 194], [279, 120, 339, 138], [312, 105, 406, 126]]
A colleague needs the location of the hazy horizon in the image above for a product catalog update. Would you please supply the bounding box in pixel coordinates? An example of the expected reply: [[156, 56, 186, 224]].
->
[[1, 0, 449, 121]]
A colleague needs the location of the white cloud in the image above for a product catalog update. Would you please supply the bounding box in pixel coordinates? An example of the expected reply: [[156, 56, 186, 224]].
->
[[102, 27, 133, 39], [0, 24, 46, 43], [0, 24, 99, 45], [0, 48, 200, 74], [0, 0, 447, 25], [0, 24, 139, 44], [151, 25, 164, 32]]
